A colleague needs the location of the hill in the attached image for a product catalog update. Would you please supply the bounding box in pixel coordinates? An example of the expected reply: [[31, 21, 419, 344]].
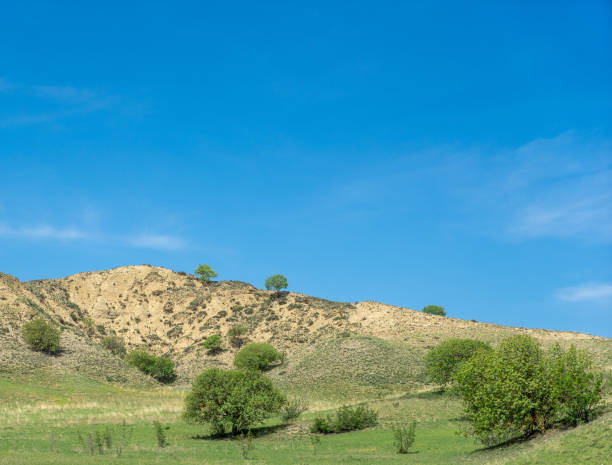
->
[[1, 265, 611, 464], [1, 264, 609, 386]]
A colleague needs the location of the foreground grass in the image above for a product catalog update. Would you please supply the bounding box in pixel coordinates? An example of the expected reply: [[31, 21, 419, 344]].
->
[[1, 373, 609, 465]]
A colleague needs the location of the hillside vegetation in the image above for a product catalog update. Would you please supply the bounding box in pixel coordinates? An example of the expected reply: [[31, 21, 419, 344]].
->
[[1, 265, 610, 464]]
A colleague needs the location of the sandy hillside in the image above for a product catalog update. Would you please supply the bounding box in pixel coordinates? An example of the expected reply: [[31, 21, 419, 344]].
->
[[2, 265, 610, 379]]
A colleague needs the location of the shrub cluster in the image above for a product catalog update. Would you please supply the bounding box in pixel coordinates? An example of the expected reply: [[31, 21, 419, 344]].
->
[[454, 335, 603, 444], [310, 404, 378, 434], [425, 338, 491, 387], [125, 350, 176, 383], [22, 318, 61, 354], [234, 343, 283, 371]]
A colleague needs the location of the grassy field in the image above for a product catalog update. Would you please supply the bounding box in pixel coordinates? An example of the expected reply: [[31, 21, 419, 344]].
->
[[1, 369, 610, 465]]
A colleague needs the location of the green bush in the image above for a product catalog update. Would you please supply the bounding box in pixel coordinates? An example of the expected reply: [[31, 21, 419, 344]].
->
[[546, 344, 603, 426], [310, 404, 378, 434], [425, 338, 491, 387], [101, 335, 127, 357], [454, 335, 603, 444], [125, 350, 176, 383], [22, 318, 61, 354], [422, 305, 446, 316], [202, 334, 222, 353], [234, 343, 283, 371], [310, 417, 334, 434], [393, 420, 417, 454], [184, 368, 286, 435]]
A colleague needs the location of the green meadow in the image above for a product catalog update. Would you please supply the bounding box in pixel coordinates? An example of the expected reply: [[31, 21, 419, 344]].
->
[[1, 367, 609, 465]]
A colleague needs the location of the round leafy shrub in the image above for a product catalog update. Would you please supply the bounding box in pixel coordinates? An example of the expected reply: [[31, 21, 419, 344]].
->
[[184, 368, 286, 435], [125, 350, 176, 383], [22, 318, 61, 354], [546, 344, 603, 426], [454, 335, 603, 445], [234, 343, 283, 371], [425, 338, 491, 387], [101, 335, 127, 357], [421, 305, 446, 316], [202, 334, 222, 353]]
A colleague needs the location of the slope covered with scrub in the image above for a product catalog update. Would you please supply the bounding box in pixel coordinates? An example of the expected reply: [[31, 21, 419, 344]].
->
[[1, 264, 609, 386], [1, 265, 611, 465]]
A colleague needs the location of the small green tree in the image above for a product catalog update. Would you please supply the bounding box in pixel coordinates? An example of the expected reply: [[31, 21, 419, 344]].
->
[[422, 305, 446, 316], [234, 343, 283, 371], [22, 318, 61, 354], [101, 335, 127, 358], [194, 264, 218, 283], [125, 350, 176, 383], [425, 338, 491, 387], [184, 368, 286, 435], [264, 274, 288, 293], [202, 334, 222, 353]]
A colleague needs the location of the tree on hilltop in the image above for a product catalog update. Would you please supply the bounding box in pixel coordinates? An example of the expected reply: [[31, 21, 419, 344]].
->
[[265, 274, 288, 293], [194, 264, 217, 283], [422, 305, 446, 316]]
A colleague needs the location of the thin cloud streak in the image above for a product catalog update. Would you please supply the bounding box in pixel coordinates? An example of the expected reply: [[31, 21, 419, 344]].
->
[[0, 224, 86, 240], [0, 78, 116, 127], [300, 131, 612, 243], [30, 85, 97, 104], [126, 234, 186, 251], [555, 283, 612, 302], [0, 222, 186, 251]]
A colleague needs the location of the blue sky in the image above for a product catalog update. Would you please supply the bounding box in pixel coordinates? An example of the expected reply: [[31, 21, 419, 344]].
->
[[1, 1, 611, 337]]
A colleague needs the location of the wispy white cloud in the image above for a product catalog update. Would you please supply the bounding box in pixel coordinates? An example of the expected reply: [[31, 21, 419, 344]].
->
[[499, 133, 612, 242], [30, 85, 97, 103], [0, 78, 115, 127], [510, 190, 612, 241], [0, 224, 86, 240], [125, 234, 186, 250], [555, 283, 612, 302], [0, 113, 59, 128], [0, 222, 186, 251]]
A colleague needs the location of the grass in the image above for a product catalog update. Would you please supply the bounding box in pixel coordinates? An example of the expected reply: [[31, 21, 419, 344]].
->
[[1, 369, 609, 465], [271, 335, 425, 404]]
